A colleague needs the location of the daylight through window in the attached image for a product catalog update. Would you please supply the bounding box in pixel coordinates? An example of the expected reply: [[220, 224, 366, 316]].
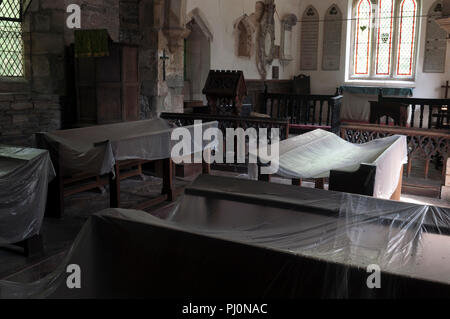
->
[[0, 0, 24, 77], [350, 0, 420, 80]]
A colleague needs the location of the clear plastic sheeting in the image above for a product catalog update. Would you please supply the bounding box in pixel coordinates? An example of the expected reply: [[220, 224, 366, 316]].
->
[[0, 146, 55, 244], [1, 175, 449, 299], [39, 119, 219, 176], [249, 129, 407, 199]]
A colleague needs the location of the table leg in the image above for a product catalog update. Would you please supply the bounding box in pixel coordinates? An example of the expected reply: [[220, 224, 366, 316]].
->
[[203, 148, 211, 175], [390, 165, 403, 201], [109, 164, 120, 208], [45, 143, 64, 218], [315, 178, 325, 190], [258, 164, 271, 182], [162, 158, 175, 201]]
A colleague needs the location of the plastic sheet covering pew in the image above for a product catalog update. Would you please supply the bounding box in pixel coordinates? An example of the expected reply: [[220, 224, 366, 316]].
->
[[0, 146, 55, 257], [250, 129, 407, 200], [35, 119, 218, 218], [1, 175, 450, 298]]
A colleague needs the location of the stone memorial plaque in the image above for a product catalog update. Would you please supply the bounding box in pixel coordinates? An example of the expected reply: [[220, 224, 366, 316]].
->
[[300, 6, 319, 70], [322, 5, 342, 71], [424, 2, 447, 73]]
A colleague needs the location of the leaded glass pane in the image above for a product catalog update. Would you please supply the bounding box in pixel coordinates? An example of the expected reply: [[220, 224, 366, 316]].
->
[[0, 0, 21, 21], [375, 0, 394, 75], [354, 0, 372, 75], [397, 0, 417, 76], [0, 20, 24, 77], [0, 0, 23, 77]]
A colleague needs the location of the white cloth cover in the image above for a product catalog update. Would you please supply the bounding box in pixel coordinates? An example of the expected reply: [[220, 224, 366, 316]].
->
[[0, 146, 55, 244], [250, 129, 408, 199], [41, 119, 219, 176]]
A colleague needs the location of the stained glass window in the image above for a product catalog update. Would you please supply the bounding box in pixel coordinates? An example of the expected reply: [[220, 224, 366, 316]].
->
[[354, 0, 372, 75], [376, 0, 394, 75], [350, 0, 420, 80], [0, 0, 24, 77], [396, 0, 417, 76]]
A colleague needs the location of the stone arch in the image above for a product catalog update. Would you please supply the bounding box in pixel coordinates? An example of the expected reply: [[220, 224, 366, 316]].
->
[[184, 8, 212, 103], [186, 8, 213, 42], [234, 15, 256, 58]]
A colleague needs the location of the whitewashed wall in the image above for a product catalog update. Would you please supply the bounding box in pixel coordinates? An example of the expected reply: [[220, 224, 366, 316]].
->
[[186, 0, 302, 80], [186, 0, 449, 98], [299, 0, 450, 98]]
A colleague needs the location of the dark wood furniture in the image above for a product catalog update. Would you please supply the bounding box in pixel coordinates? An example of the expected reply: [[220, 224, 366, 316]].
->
[[161, 113, 290, 173], [263, 93, 343, 134], [369, 101, 408, 127], [36, 133, 211, 218], [329, 165, 403, 201], [245, 74, 311, 113], [293, 74, 311, 94], [202, 70, 247, 116], [378, 94, 450, 130], [74, 43, 139, 126]]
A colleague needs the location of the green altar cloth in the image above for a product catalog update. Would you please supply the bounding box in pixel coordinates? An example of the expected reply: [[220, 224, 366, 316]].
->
[[339, 86, 414, 97], [74, 29, 110, 58]]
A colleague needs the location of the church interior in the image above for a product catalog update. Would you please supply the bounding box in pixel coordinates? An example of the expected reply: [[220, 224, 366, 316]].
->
[[0, 0, 450, 299]]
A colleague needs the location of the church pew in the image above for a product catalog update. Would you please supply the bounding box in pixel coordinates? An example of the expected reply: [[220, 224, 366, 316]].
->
[[254, 129, 406, 200], [6, 175, 450, 298]]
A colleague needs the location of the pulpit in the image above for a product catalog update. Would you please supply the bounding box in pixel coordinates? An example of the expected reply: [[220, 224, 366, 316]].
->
[[202, 70, 247, 115]]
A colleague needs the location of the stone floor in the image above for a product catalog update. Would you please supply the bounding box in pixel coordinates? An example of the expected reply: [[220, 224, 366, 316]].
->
[[0, 169, 449, 283]]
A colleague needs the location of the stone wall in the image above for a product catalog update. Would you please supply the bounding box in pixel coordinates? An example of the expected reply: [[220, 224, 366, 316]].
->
[[120, 0, 140, 44], [0, 94, 61, 146], [0, 0, 188, 146]]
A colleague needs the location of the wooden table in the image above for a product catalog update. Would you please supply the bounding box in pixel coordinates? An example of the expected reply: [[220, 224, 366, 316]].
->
[[37, 119, 217, 218]]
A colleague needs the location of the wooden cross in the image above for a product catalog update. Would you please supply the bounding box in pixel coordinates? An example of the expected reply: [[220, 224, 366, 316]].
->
[[160, 49, 169, 81], [441, 80, 450, 98]]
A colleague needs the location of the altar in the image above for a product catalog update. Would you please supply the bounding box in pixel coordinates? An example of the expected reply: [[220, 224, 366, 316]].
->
[[339, 85, 414, 122]]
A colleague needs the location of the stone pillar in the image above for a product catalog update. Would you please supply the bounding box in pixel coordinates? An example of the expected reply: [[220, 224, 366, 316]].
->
[[160, 0, 190, 113], [442, 157, 450, 200]]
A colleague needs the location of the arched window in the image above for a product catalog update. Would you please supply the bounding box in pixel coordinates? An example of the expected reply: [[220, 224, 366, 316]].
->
[[0, 0, 24, 77], [396, 0, 417, 76], [354, 0, 372, 75], [350, 0, 420, 80]]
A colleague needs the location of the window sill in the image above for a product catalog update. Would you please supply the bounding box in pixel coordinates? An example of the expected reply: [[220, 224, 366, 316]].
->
[[344, 79, 415, 88]]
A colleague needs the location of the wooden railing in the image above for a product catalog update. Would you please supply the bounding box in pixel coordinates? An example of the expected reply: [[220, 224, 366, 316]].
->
[[160, 113, 290, 141], [263, 93, 342, 134], [341, 123, 449, 179], [379, 95, 450, 129], [161, 113, 290, 169]]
